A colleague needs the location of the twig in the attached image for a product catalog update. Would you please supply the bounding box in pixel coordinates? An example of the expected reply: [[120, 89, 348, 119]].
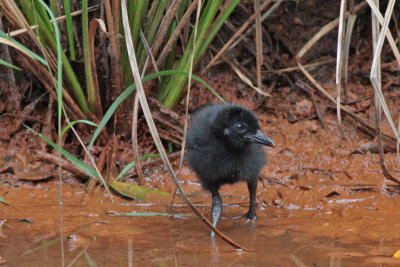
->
[[33, 150, 89, 179], [377, 110, 400, 185], [132, 93, 144, 185], [264, 58, 335, 74]]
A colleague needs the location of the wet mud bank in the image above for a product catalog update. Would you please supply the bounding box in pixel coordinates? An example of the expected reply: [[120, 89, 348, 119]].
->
[[1, 110, 400, 266]]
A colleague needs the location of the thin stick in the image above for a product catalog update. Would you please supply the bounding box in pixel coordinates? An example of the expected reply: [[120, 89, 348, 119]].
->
[[132, 93, 144, 185], [9, 5, 100, 37], [230, 0, 284, 50], [264, 58, 335, 74], [377, 114, 400, 185]]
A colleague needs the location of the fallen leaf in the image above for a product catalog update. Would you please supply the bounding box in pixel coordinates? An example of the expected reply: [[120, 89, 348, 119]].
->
[[110, 181, 168, 200]]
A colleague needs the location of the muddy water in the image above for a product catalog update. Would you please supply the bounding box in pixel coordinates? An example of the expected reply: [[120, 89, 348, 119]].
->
[[2, 114, 400, 266]]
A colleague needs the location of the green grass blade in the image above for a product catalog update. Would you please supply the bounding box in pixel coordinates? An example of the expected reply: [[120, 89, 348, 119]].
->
[[61, 120, 98, 137], [130, 0, 149, 50], [20, 234, 67, 257], [114, 154, 160, 182], [24, 125, 99, 180], [0, 31, 48, 66], [0, 196, 8, 205], [137, 0, 167, 70], [84, 252, 98, 267], [197, 0, 240, 59], [63, 0, 76, 59], [162, 0, 227, 108], [49, 0, 57, 16], [82, 0, 95, 112], [115, 160, 136, 182], [0, 59, 21, 70], [18, 0, 89, 114], [89, 70, 224, 148], [20, 224, 90, 257]]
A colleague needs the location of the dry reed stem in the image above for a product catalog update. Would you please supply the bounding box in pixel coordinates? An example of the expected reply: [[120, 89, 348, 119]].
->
[[8, 5, 100, 37], [368, 0, 400, 190], [370, 0, 398, 139], [103, 0, 122, 96], [88, 18, 107, 119], [120, 0, 246, 251], [151, 0, 184, 61], [132, 93, 144, 185], [366, 0, 400, 71], [201, 0, 273, 75], [265, 58, 335, 74], [342, 14, 357, 102], [231, 0, 284, 50], [297, 62, 396, 145], [254, 0, 263, 92], [156, 0, 199, 68], [335, 0, 346, 130], [296, 1, 367, 59]]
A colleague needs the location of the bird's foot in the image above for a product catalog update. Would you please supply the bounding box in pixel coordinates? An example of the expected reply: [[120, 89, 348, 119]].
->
[[246, 212, 258, 220], [244, 212, 258, 224]]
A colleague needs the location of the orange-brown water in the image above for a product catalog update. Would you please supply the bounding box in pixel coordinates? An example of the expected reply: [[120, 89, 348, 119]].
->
[[2, 113, 400, 266]]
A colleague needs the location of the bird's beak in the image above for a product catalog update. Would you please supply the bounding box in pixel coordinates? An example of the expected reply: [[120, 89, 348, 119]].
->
[[246, 129, 275, 147]]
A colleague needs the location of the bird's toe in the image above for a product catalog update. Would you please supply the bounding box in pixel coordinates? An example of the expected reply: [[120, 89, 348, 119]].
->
[[245, 212, 258, 220]]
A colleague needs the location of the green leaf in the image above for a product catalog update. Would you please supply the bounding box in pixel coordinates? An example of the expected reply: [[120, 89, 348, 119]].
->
[[112, 211, 193, 219], [24, 125, 99, 180], [114, 160, 136, 182], [0, 196, 8, 205], [114, 154, 160, 182], [61, 120, 98, 137], [0, 58, 21, 71], [110, 181, 168, 200], [0, 30, 48, 66]]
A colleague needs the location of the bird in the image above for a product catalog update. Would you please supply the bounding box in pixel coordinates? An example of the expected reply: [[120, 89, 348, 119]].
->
[[186, 103, 275, 236]]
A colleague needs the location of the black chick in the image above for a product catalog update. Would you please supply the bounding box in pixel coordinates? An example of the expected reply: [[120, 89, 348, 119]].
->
[[186, 104, 275, 236]]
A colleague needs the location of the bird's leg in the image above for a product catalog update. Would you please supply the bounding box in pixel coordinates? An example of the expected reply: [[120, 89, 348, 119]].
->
[[246, 179, 258, 220], [220, 180, 259, 221], [210, 190, 222, 237]]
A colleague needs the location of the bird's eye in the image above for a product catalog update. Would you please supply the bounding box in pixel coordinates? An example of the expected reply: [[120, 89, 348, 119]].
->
[[235, 123, 246, 131]]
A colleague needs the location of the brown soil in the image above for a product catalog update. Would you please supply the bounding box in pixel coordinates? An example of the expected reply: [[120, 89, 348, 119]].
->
[[2, 1, 400, 266], [2, 84, 400, 265]]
